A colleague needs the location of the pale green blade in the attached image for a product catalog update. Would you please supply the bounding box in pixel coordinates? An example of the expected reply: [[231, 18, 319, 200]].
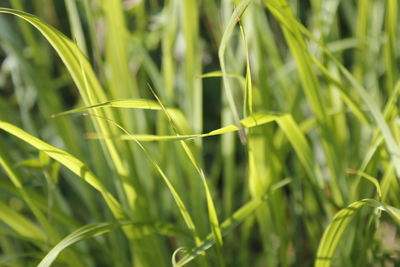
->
[[87, 110, 321, 188], [52, 99, 162, 117]]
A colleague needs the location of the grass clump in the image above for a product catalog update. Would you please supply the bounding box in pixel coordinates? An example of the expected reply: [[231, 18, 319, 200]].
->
[[0, 0, 400, 266]]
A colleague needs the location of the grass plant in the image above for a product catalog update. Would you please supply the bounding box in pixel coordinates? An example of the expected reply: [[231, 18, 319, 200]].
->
[[0, 0, 400, 266]]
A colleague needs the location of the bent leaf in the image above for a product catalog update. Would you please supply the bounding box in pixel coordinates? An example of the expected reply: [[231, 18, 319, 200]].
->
[[38, 221, 182, 267], [315, 199, 400, 267], [86, 110, 321, 187]]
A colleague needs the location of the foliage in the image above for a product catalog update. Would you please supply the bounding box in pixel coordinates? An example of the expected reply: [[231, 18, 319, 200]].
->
[[0, 0, 399, 266]]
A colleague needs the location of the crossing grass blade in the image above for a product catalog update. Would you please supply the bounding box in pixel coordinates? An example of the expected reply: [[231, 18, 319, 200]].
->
[[55, 98, 318, 182], [84, 112, 280, 140], [134, 139, 202, 246], [218, 0, 251, 144], [80, 114, 202, 246], [78, 110, 322, 191], [61, 97, 321, 189], [150, 87, 224, 265]]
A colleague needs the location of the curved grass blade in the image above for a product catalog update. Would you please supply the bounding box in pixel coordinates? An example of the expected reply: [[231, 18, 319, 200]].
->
[[86, 109, 321, 188], [263, 1, 400, 180], [150, 87, 224, 264], [135, 139, 202, 245], [175, 178, 291, 266], [0, 7, 128, 180], [350, 80, 400, 199], [199, 71, 246, 86], [38, 221, 182, 267], [55, 99, 279, 139], [82, 113, 202, 245], [315, 199, 400, 267], [53, 98, 192, 135], [0, 120, 124, 220], [52, 99, 163, 117], [347, 169, 382, 200], [218, 0, 251, 144]]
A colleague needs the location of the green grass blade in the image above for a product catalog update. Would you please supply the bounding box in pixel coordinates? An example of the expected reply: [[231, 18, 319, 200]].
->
[[135, 140, 202, 245], [239, 21, 252, 116], [0, 152, 58, 243], [277, 115, 323, 187], [315, 199, 378, 267], [0, 200, 47, 243], [199, 71, 246, 85], [85, 109, 321, 189], [38, 221, 181, 267], [316, 199, 400, 267], [218, 0, 251, 143], [175, 178, 291, 266], [383, 0, 397, 90], [263, 2, 400, 180], [88, 113, 281, 140], [0, 120, 125, 220], [347, 169, 382, 200], [0, 8, 128, 179], [384, 205, 400, 224], [64, 0, 87, 55], [151, 89, 224, 265], [52, 99, 163, 117], [84, 114, 202, 245]]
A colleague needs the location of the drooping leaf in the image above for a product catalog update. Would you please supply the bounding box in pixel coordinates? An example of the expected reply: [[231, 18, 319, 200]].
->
[[38, 221, 183, 267]]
